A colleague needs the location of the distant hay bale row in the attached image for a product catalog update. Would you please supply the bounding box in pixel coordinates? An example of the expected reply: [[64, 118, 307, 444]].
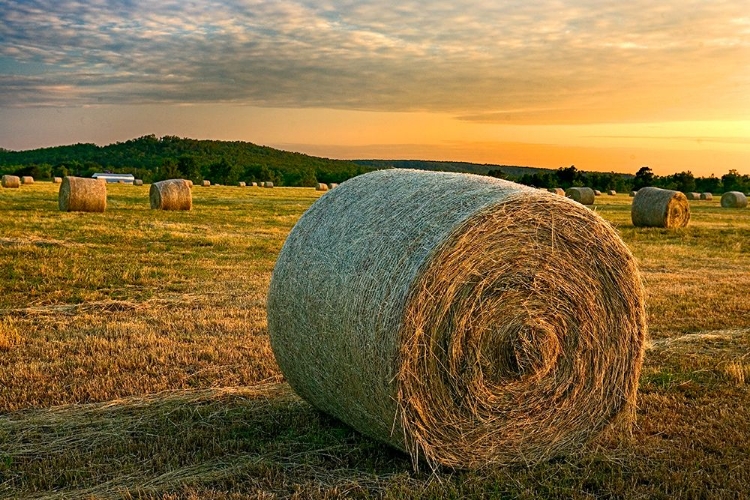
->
[[268, 169, 646, 469], [686, 192, 701, 200], [150, 179, 192, 211], [566, 187, 595, 205], [316, 183, 329, 191], [1, 175, 20, 188], [58, 176, 107, 212], [631, 187, 690, 228], [547, 187, 565, 196], [721, 191, 748, 208]]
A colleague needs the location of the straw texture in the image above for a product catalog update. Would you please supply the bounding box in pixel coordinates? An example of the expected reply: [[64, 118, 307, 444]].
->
[[58, 176, 107, 212], [1, 175, 20, 188], [566, 187, 595, 205], [631, 187, 690, 228], [150, 179, 192, 211], [268, 169, 646, 469], [721, 191, 748, 208]]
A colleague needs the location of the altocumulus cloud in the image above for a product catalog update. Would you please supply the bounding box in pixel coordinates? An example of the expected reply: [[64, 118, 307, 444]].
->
[[0, 0, 748, 123]]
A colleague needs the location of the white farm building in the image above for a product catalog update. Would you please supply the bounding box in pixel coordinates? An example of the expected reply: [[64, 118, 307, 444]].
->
[[92, 173, 135, 184]]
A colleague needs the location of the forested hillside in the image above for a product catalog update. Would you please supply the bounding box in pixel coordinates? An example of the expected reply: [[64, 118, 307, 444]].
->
[[0, 135, 371, 186]]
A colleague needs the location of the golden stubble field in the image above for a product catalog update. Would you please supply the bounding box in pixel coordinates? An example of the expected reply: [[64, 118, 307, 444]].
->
[[1, 182, 749, 499]]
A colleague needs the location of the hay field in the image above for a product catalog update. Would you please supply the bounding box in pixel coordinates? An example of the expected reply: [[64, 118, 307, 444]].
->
[[1, 184, 749, 499]]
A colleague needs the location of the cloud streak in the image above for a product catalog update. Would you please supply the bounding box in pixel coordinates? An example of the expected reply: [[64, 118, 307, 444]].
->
[[0, 0, 748, 123]]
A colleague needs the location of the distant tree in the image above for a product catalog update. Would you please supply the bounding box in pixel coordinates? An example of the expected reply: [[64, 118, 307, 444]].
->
[[632, 166, 655, 190], [160, 158, 181, 180]]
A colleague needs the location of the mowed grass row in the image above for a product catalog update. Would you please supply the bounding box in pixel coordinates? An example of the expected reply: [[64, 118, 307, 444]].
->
[[1, 183, 749, 498]]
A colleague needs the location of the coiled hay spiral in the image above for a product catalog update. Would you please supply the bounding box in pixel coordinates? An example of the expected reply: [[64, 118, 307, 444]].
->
[[150, 179, 192, 211], [267, 169, 646, 469], [631, 187, 690, 228], [58, 176, 107, 212]]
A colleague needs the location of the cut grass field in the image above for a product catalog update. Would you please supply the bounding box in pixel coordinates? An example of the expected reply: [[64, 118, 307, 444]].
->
[[1, 183, 749, 499]]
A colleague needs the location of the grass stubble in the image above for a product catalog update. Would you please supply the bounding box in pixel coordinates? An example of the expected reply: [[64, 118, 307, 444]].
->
[[1, 185, 749, 498]]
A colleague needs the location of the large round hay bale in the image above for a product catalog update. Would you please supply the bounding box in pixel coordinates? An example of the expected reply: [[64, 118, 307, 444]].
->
[[264, 181, 274, 188], [316, 183, 329, 191], [150, 179, 192, 211], [134, 179, 144, 186], [686, 192, 701, 200], [58, 176, 107, 212], [700, 192, 712, 200], [631, 186, 689, 228], [202, 180, 211, 187], [21, 176, 34, 185], [268, 169, 646, 469], [565, 187, 595, 205], [1, 175, 20, 188], [547, 187, 565, 196], [721, 191, 748, 208]]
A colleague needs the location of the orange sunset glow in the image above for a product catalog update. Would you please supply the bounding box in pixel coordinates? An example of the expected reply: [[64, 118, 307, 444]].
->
[[1, 1, 748, 177]]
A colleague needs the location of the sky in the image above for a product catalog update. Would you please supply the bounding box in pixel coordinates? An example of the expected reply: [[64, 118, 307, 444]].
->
[[0, 0, 749, 176]]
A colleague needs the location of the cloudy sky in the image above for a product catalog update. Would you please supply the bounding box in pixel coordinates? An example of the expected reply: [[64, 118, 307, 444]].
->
[[1, 0, 748, 175]]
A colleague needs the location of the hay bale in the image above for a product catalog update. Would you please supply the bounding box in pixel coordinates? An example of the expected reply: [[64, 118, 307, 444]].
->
[[686, 192, 701, 200], [328, 183, 339, 189], [268, 169, 646, 469], [608, 190, 617, 196], [721, 191, 748, 208], [202, 180, 211, 187], [58, 176, 107, 212], [1, 175, 20, 188], [21, 176, 34, 185], [185, 179, 193, 188], [631, 186, 689, 228], [52, 177, 63, 184], [547, 187, 565, 196], [594, 190, 602, 196], [264, 181, 274, 188], [238, 181, 246, 187], [316, 183, 329, 191], [134, 179, 143, 186], [149, 179, 192, 211], [251, 182, 258, 187], [565, 187, 595, 205], [700, 192, 712, 200], [629, 191, 637, 197]]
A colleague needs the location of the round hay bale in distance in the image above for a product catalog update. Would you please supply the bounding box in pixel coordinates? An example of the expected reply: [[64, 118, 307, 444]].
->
[[721, 191, 748, 208], [21, 176, 34, 185], [53, 177, 63, 184], [548, 187, 565, 196], [686, 192, 701, 200], [268, 169, 647, 469], [202, 180, 210, 187], [594, 189, 602, 196], [1, 175, 20, 188], [134, 179, 144, 186], [631, 186, 689, 228], [565, 187, 595, 205], [608, 190, 617, 196], [316, 183, 329, 191], [58, 176, 107, 212], [251, 182, 258, 187], [328, 183, 339, 189], [264, 181, 274, 188], [238, 181, 246, 187], [629, 191, 637, 197], [150, 179, 192, 211], [700, 192, 712, 200]]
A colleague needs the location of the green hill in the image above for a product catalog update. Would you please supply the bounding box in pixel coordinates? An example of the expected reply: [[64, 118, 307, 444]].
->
[[352, 159, 555, 177], [0, 135, 371, 186]]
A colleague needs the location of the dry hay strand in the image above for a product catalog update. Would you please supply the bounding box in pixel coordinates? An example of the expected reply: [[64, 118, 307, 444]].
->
[[631, 186, 689, 228], [264, 181, 274, 188], [721, 191, 748, 208], [686, 192, 701, 200], [134, 179, 143, 186], [268, 169, 646, 469], [1, 175, 20, 188], [150, 179, 192, 211], [700, 192, 712, 200], [58, 176, 107, 212], [547, 187, 565, 196], [53, 177, 63, 184], [21, 175, 34, 184], [202, 180, 211, 187], [316, 183, 329, 191], [629, 191, 637, 197], [565, 187, 595, 205], [608, 190, 616, 195]]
